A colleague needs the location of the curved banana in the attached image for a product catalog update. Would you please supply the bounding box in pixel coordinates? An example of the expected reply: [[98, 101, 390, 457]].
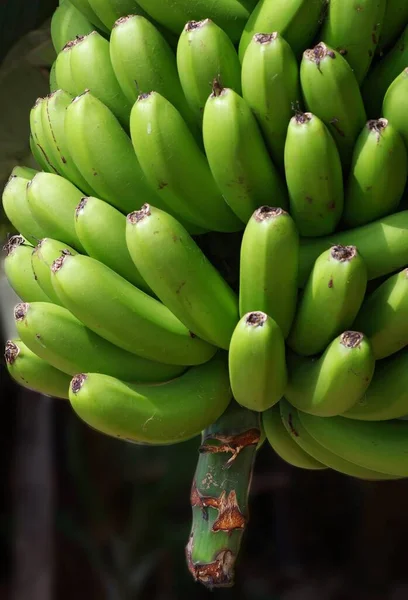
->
[[353, 268, 408, 359], [49, 60, 58, 93], [377, 0, 408, 54], [74, 196, 151, 293], [300, 43, 367, 169], [26, 173, 85, 252], [55, 41, 77, 96], [3, 236, 51, 303], [176, 19, 242, 125], [284, 112, 343, 236], [343, 119, 407, 227], [31, 238, 77, 304], [10, 165, 37, 180], [229, 312, 287, 412], [51, 0, 94, 53], [15, 301, 186, 382], [88, 0, 150, 29], [67, 0, 109, 32], [203, 84, 288, 224], [2, 175, 47, 245], [288, 245, 367, 356], [241, 32, 301, 171], [130, 92, 242, 233], [383, 68, 408, 149], [5, 339, 70, 400], [280, 400, 399, 480], [262, 404, 326, 470], [239, 207, 298, 339], [51, 252, 216, 365], [30, 98, 57, 174], [286, 332, 375, 417], [65, 90, 161, 215], [126, 204, 239, 349], [239, 0, 327, 61], [320, 0, 387, 84], [298, 210, 408, 287]]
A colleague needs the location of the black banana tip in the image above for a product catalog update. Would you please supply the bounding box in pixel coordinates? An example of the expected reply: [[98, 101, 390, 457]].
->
[[75, 197, 88, 217], [114, 14, 135, 27], [4, 340, 19, 365], [185, 19, 209, 31], [254, 32, 278, 44], [51, 251, 71, 273], [367, 118, 388, 135], [128, 204, 151, 224], [71, 373, 87, 394], [14, 303, 29, 322], [331, 245, 357, 262], [245, 312, 267, 327], [254, 206, 286, 221], [341, 331, 364, 349], [3, 235, 26, 256], [305, 42, 335, 64]]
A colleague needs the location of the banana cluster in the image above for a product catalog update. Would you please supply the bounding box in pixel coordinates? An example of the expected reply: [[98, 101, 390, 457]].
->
[[2, 0, 408, 587]]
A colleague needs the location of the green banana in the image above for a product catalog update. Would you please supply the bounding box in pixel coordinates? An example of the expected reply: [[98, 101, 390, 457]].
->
[[26, 173, 85, 252], [55, 41, 77, 96], [135, 0, 252, 44], [298, 408, 408, 478], [343, 119, 408, 227], [262, 404, 326, 470], [68, 31, 132, 126], [320, 0, 387, 84], [69, 353, 231, 445], [88, 0, 149, 29], [51, 252, 216, 365], [29, 134, 49, 173], [228, 312, 287, 412], [377, 0, 408, 54], [202, 84, 288, 224], [176, 19, 242, 125], [10, 165, 37, 180], [49, 60, 58, 93], [288, 245, 367, 356], [130, 92, 243, 233], [298, 211, 408, 287], [362, 25, 408, 118], [239, 206, 299, 339], [280, 400, 399, 480], [74, 196, 151, 293], [65, 90, 161, 215], [51, 0, 94, 53], [125, 204, 239, 349], [5, 339, 70, 400], [383, 68, 408, 149], [3, 236, 50, 303], [2, 175, 47, 245], [344, 350, 408, 421], [284, 112, 343, 237], [285, 331, 375, 417], [15, 301, 186, 382], [300, 43, 367, 169], [31, 238, 77, 304], [67, 0, 109, 31], [241, 32, 301, 171], [110, 15, 196, 133], [353, 269, 408, 360], [239, 0, 327, 61], [30, 98, 57, 174]]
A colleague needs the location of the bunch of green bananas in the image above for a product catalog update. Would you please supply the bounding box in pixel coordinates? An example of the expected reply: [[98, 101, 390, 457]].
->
[[3, 0, 408, 588]]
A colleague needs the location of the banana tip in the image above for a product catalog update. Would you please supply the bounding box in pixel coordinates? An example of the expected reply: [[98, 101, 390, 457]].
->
[[71, 373, 87, 394], [254, 206, 286, 222], [331, 245, 357, 262], [245, 312, 267, 327], [114, 14, 136, 27], [51, 251, 71, 273], [14, 302, 29, 322], [305, 42, 335, 64], [341, 331, 364, 349], [4, 340, 19, 365], [185, 19, 210, 31], [3, 235, 26, 256], [254, 32, 278, 44], [367, 118, 388, 135], [76, 197, 89, 217], [128, 203, 151, 224]]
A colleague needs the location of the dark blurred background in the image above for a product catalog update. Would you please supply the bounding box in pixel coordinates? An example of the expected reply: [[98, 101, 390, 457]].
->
[[2, 3, 408, 599]]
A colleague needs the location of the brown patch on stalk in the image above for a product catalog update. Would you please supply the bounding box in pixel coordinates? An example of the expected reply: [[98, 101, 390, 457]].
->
[[254, 206, 286, 222], [331, 245, 357, 261], [14, 303, 29, 322], [245, 311, 267, 327], [254, 32, 278, 44], [186, 539, 235, 589], [71, 373, 87, 394], [3, 235, 26, 256], [190, 482, 246, 531], [341, 331, 363, 348], [199, 429, 260, 467], [127, 204, 151, 224], [4, 340, 19, 365]]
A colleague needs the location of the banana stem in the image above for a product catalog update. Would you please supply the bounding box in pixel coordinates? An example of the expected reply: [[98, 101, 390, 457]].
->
[[185, 402, 261, 589]]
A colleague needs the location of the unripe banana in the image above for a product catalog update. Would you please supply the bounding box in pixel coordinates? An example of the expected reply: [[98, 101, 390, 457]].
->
[[280, 400, 399, 480], [5, 339, 71, 400], [176, 19, 242, 125], [11, 165, 37, 180], [288, 246, 367, 356], [298, 211, 408, 287], [68, 31, 132, 126], [49, 61, 58, 93], [320, 0, 387, 83], [65, 90, 161, 215], [29, 133, 49, 173], [3, 236, 50, 303], [377, 0, 408, 54], [126, 204, 239, 349], [239, 207, 299, 338], [26, 173, 85, 252], [74, 196, 151, 293], [383, 68, 408, 149], [262, 404, 326, 470], [31, 238, 77, 304], [343, 119, 408, 227], [135, 0, 252, 44], [15, 302, 185, 383], [68, 0, 109, 32], [51, 0, 94, 53], [344, 350, 408, 421], [300, 42, 367, 169], [284, 112, 343, 236], [353, 268, 408, 359], [30, 98, 57, 174], [110, 15, 196, 133], [2, 175, 46, 245], [239, 0, 327, 61], [55, 42, 77, 96], [203, 84, 288, 224], [229, 312, 287, 412], [241, 32, 301, 171], [362, 25, 408, 118], [51, 252, 216, 365], [286, 331, 375, 417], [88, 0, 150, 29], [130, 92, 242, 233]]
